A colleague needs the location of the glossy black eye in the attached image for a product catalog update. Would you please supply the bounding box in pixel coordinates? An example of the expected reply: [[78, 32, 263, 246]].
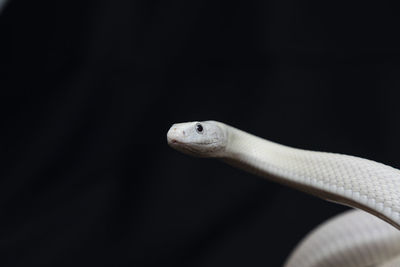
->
[[195, 123, 203, 133]]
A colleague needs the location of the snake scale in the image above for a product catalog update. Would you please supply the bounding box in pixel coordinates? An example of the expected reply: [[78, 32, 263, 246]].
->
[[167, 120, 400, 267]]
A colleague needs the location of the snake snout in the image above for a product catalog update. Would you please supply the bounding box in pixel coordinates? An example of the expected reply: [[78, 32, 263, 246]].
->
[[167, 126, 184, 145]]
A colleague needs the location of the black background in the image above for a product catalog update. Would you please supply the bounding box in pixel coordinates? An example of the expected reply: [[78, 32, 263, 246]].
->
[[1, 0, 400, 266]]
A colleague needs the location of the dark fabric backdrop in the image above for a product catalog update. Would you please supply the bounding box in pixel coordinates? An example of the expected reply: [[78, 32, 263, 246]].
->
[[1, 0, 400, 266]]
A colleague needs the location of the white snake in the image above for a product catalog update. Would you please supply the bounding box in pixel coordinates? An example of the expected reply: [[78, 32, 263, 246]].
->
[[167, 120, 400, 267]]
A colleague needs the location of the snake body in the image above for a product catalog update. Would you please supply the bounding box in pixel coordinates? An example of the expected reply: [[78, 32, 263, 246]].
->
[[285, 209, 400, 267], [167, 120, 400, 266]]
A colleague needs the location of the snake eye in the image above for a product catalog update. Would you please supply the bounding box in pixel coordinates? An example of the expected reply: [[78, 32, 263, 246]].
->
[[195, 123, 203, 134]]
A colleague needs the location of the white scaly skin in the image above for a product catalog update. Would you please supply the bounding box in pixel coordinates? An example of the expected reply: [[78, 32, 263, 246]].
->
[[167, 120, 400, 266], [379, 253, 400, 267], [168, 120, 400, 229], [284, 209, 400, 267]]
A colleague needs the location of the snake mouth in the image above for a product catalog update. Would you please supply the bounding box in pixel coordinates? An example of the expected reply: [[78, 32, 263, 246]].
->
[[168, 138, 178, 144], [168, 138, 219, 157], [167, 138, 187, 148], [167, 137, 216, 146], [168, 139, 200, 156]]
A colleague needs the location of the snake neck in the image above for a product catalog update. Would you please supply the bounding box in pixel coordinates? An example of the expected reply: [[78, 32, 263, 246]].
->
[[220, 124, 400, 230], [221, 125, 309, 187]]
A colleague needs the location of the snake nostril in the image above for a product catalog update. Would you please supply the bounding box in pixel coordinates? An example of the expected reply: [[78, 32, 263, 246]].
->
[[182, 130, 186, 135]]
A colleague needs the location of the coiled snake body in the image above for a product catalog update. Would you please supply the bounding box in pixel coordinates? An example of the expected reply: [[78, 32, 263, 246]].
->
[[167, 121, 400, 267]]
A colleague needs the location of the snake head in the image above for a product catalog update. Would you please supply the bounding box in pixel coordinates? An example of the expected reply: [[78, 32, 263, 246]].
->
[[167, 121, 227, 157]]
